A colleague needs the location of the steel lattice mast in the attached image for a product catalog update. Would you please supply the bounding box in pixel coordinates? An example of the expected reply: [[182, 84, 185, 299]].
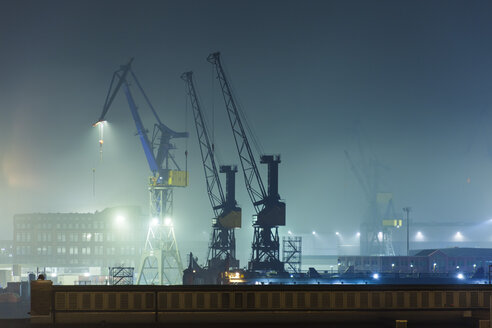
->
[[94, 59, 188, 284], [181, 71, 241, 271], [207, 52, 286, 273]]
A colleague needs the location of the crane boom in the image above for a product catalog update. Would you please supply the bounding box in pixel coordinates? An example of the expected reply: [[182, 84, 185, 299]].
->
[[181, 72, 225, 216], [207, 52, 267, 213], [94, 59, 188, 179]]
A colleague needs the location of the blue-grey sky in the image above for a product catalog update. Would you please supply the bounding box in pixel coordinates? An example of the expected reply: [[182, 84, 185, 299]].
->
[[1, 1, 492, 262]]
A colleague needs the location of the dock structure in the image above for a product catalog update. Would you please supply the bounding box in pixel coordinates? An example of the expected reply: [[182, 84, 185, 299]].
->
[[30, 281, 492, 327]]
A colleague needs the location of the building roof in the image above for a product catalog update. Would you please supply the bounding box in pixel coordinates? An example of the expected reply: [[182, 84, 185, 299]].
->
[[412, 247, 492, 257]]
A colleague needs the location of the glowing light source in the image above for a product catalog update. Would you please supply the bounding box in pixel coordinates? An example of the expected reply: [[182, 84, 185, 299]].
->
[[372, 273, 379, 279], [94, 120, 107, 160], [116, 215, 125, 224], [151, 218, 159, 226], [335, 231, 340, 236], [93, 120, 107, 127], [312, 231, 316, 235], [454, 231, 464, 241], [288, 230, 292, 235], [415, 231, 424, 241], [164, 217, 173, 227], [377, 231, 383, 241], [457, 273, 464, 280], [84, 272, 90, 277], [356, 232, 361, 237]]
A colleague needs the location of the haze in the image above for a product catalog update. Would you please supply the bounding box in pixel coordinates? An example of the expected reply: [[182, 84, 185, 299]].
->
[[1, 0, 491, 264]]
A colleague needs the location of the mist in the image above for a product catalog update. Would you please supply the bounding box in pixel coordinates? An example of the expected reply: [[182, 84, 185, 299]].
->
[[1, 0, 492, 266]]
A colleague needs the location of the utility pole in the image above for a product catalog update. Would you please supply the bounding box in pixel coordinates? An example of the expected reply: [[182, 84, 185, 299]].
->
[[403, 207, 411, 256]]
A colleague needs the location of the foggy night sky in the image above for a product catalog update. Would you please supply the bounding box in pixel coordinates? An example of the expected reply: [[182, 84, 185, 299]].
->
[[1, 1, 492, 262]]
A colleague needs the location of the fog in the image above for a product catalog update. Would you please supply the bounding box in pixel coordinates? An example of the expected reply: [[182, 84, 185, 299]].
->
[[1, 1, 492, 265]]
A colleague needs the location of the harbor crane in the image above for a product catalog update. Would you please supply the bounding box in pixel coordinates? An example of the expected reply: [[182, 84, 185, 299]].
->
[[345, 147, 398, 256], [208, 52, 286, 273], [93, 58, 188, 284], [182, 71, 241, 281]]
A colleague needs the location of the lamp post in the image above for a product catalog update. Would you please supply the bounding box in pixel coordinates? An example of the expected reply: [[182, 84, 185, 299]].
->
[[403, 207, 411, 256]]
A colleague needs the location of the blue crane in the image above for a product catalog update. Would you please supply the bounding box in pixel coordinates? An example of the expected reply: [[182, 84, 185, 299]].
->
[[93, 58, 188, 285], [208, 52, 286, 273], [94, 59, 188, 184]]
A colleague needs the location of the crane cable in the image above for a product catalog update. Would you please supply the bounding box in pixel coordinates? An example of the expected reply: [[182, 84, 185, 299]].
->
[[211, 62, 215, 152], [221, 59, 264, 157], [185, 90, 189, 173]]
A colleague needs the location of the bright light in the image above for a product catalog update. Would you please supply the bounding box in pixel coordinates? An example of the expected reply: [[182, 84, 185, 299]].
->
[[391, 263, 395, 267], [335, 231, 340, 236], [51, 273, 57, 278], [457, 273, 464, 280], [456, 266, 460, 269], [410, 263, 414, 268], [356, 232, 361, 237], [312, 231, 316, 235], [93, 120, 107, 127], [116, 215, 125, 224], [372, 273, 379, 279], [151, 218, 159, 226], [377, 231, 383, 241], [453, 231, 464, 241], [288, 230, 292, 235], [415, 231, 424, 241], [87, 233, 92, 240], [164, 217, 173, 226], [84, 272, 90, 277]]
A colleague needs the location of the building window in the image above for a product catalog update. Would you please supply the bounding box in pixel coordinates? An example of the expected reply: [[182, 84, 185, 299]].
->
[[82, 233, 92, 242], [95, 246, 103, 255], [94, 233, 103, 242], [69, 233, 78, 242]]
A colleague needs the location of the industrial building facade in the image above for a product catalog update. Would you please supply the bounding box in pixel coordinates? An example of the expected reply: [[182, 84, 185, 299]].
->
[[13, 207, 146, 270], [338, 248, 492, 275]]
